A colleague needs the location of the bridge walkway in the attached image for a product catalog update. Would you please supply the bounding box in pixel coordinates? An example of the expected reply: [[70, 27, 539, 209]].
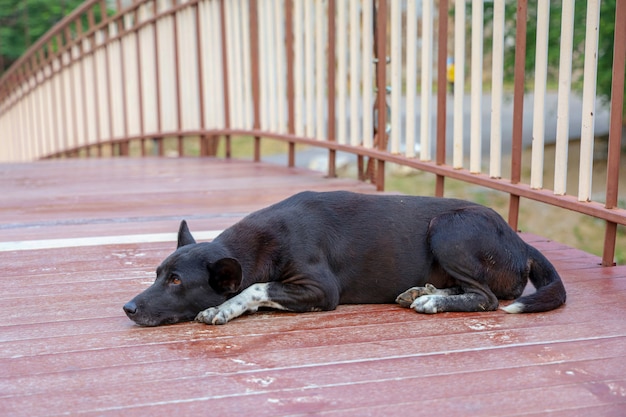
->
[[1, 158, 625, 416]]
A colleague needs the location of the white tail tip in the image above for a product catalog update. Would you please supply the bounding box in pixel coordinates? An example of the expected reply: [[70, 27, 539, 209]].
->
[[501, 302, 524, 314]]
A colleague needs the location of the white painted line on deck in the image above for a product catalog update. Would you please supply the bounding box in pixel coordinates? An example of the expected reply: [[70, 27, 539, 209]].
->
[[0, 230, 223, 252]]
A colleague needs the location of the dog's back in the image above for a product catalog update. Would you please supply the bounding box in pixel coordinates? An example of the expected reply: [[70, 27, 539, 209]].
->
[[216, 191, 479, 304]]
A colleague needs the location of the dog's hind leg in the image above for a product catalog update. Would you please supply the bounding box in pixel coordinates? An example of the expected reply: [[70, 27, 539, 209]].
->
[[404, 206, 513, 314], [397, 283, 498, 314], [407, 289, 498, 313], [413, 257, 500, 313]]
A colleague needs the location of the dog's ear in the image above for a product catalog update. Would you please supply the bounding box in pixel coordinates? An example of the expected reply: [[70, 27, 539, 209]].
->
[[209, 258, 243, 294], [177, 220, 196, 248]]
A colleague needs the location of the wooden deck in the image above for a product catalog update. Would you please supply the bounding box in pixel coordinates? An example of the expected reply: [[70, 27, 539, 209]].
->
[[1, 158, 625, 416]]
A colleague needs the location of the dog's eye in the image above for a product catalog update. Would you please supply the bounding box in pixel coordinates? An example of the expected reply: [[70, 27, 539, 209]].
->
[[169, 275, 182, 285]]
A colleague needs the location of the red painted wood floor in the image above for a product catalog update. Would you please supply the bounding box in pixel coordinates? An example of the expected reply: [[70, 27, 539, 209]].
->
[[1, 158, 625, 416]]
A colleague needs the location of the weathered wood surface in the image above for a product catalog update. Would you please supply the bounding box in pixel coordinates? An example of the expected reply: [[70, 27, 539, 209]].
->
[[1, 158, 625, 416]]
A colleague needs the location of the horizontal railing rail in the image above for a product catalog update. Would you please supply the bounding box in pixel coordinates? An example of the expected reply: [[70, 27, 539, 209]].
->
[[0, 0, 624, 266]]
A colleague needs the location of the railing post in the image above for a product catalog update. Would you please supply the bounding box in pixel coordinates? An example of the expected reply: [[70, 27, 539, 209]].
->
[[194, 1, 208, 157], [327, 0, 337, 178], [435, 0, 449, 197], [116, 3, 130, 156], [249, 0, 262, 163], [285, 0, 296, 167], [92, 2, 105, 157], [508, 0, 528, 231], [101, 19, 114, 156], [57, 33, 70, 155], [135, 5, 146, 157], [172, 2, 183, 157], [65, 25, 80, 156], [602, 0, 626, 267], [219, 0, 231, 158], [75, 16, 89, 157], [152, 0, 163, 157], [374, 0, 387, 192]]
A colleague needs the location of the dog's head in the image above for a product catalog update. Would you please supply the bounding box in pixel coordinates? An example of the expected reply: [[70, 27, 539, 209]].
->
[[123, 221, 243, 326]]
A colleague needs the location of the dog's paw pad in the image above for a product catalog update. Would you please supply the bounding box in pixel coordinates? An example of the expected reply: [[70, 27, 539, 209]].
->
[[410, 295, 443, 314]]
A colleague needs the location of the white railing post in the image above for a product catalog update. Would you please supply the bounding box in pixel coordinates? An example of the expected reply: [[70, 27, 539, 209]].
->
[[304, 0, 315, 138], [469, 0, 483, 173], [554, 0, 575, 196], [530, 0, 550, 189], [361, 0, 373, 149], [489, 0, 505, 179], [453, 0, 465, 169], [349, 0, 361, 147], [420, 0, 433, 161], [578, 0, 601, 202], [405, 0, 417, 158], [315, 0, 326, 139], [336, 0, 348, 145], [390, 0, 402, 154]]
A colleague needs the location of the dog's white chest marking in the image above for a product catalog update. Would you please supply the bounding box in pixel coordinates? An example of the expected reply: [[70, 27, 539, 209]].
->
[[195, 283, 286, 325]]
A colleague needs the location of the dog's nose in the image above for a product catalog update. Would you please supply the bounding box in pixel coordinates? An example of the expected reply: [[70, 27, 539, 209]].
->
[[123, 301, 137, 316]]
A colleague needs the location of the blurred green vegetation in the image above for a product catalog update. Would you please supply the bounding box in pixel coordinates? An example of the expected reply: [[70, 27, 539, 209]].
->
[[480, 0, 622, 112]]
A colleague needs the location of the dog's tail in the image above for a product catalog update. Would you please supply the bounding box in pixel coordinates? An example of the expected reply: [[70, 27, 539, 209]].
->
[[501, 246, 566, 313]]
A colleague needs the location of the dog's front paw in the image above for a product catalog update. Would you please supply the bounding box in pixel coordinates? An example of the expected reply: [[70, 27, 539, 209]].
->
[[195, 307, 232, 325], [396, 284, 438, 308], [410, 294, 443, 314]]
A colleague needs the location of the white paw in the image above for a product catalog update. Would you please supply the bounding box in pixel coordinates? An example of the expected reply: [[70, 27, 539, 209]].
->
[[195, 307, 232, 325], [410, 294, 443, 314]]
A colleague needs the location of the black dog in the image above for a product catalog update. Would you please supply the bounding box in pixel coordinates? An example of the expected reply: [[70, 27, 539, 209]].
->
[[123, 191, 566, 326]]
